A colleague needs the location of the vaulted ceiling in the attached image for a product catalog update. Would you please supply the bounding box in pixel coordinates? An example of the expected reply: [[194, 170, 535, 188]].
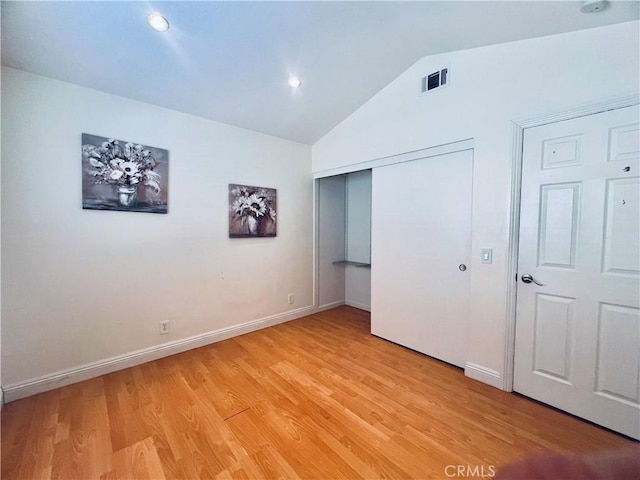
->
[[2, 1, 638, 144]]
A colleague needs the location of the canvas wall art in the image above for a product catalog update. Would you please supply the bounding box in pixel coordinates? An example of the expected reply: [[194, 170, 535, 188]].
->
[[229, 184, 277, 237], [82, 133, 168, 213]]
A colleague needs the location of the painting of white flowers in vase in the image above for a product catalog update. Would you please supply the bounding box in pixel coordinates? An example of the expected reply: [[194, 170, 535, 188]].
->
[[229, 184, 277, 237], [82, 133, 168, 213]]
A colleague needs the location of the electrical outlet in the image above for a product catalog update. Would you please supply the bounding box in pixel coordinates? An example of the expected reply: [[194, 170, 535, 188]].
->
[[288, 293, 295, 305], [159, 320, 170, 335]]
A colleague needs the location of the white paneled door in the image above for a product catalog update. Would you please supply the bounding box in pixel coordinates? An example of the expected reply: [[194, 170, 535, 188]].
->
[[371, 149, 472, 368], [514, 105, 640, 439]]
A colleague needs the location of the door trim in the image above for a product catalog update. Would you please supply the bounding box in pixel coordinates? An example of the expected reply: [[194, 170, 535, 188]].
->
[[503, 92, 640, 392], [313, 138, 473, 179]]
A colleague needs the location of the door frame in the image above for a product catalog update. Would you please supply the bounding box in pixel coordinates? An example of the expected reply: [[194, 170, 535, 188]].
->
[[503, 92, 640, 392]]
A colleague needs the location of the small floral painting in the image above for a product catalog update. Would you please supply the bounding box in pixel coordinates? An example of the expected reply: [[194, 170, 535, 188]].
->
[[82, 133, 168, 213], [229, 184, 277, 237]]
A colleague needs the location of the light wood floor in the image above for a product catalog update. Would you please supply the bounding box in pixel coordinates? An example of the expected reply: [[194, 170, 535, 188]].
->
[[1, 306, 634, 479]]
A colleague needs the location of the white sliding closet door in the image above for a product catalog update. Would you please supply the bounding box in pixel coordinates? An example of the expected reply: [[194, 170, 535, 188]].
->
[[371, 149, 473, 367]]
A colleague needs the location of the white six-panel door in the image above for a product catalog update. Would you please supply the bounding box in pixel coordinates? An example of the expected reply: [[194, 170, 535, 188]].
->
[[371, 149, 472, 368], [514, 105, 640, 439]]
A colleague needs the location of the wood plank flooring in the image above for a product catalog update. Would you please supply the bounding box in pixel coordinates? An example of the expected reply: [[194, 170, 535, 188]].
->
[[1, 306, 635, 479]]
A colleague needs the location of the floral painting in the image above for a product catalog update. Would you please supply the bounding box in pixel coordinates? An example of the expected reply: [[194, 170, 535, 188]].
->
[[229, 184, 277, 237], [82, 133, 168, 213]]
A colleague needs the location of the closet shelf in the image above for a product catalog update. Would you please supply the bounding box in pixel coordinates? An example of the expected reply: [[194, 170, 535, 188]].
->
[[332, 260, 371, 268]]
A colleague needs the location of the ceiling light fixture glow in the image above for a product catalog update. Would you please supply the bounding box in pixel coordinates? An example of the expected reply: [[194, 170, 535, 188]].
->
[[147, 12, 170, 32], [288, 76, 302, 88]]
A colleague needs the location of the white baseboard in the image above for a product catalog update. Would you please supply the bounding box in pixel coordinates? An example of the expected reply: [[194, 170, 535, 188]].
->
[[3, 305, 315, 403], [315, 300, 345, 312], [344, 300, 371, 312], [464, 362, 504, 390]]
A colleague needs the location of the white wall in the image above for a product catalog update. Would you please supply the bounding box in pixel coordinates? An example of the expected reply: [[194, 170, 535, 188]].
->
[[345, 170, 371, 311], [345, 170, 371, 264], [317, 175, 346, 309], [316, 171, 372, 312], [1, 68, 313, 393], [313, 22, 640, 387]]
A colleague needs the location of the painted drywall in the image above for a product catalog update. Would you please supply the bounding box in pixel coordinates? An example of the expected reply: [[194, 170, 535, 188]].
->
[[1, 67, 313, 389], [313, 22, 640, 386], [345, 170, 371, 311], [316, 171, 372, 312], [317, 175, 346, 309], [345, 170, 371, 264]]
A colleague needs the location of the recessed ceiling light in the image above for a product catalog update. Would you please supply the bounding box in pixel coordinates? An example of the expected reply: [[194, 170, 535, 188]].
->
[[147, 12, 170, 32], [288, 76, 302, 88]]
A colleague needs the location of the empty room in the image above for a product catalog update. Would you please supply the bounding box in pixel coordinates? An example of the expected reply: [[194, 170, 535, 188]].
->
[[1, 1, 639, 479]]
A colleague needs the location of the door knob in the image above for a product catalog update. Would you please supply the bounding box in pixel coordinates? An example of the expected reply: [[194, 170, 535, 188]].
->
[[521, 274, 545, 286], [459, 264, 467, 271]]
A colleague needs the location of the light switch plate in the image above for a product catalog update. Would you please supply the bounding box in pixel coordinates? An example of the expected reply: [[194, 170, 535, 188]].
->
[[481, 248, 493, 264]]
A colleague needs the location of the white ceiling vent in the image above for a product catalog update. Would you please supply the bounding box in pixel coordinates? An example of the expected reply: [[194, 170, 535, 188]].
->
[[421, 67, 449, 95]]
